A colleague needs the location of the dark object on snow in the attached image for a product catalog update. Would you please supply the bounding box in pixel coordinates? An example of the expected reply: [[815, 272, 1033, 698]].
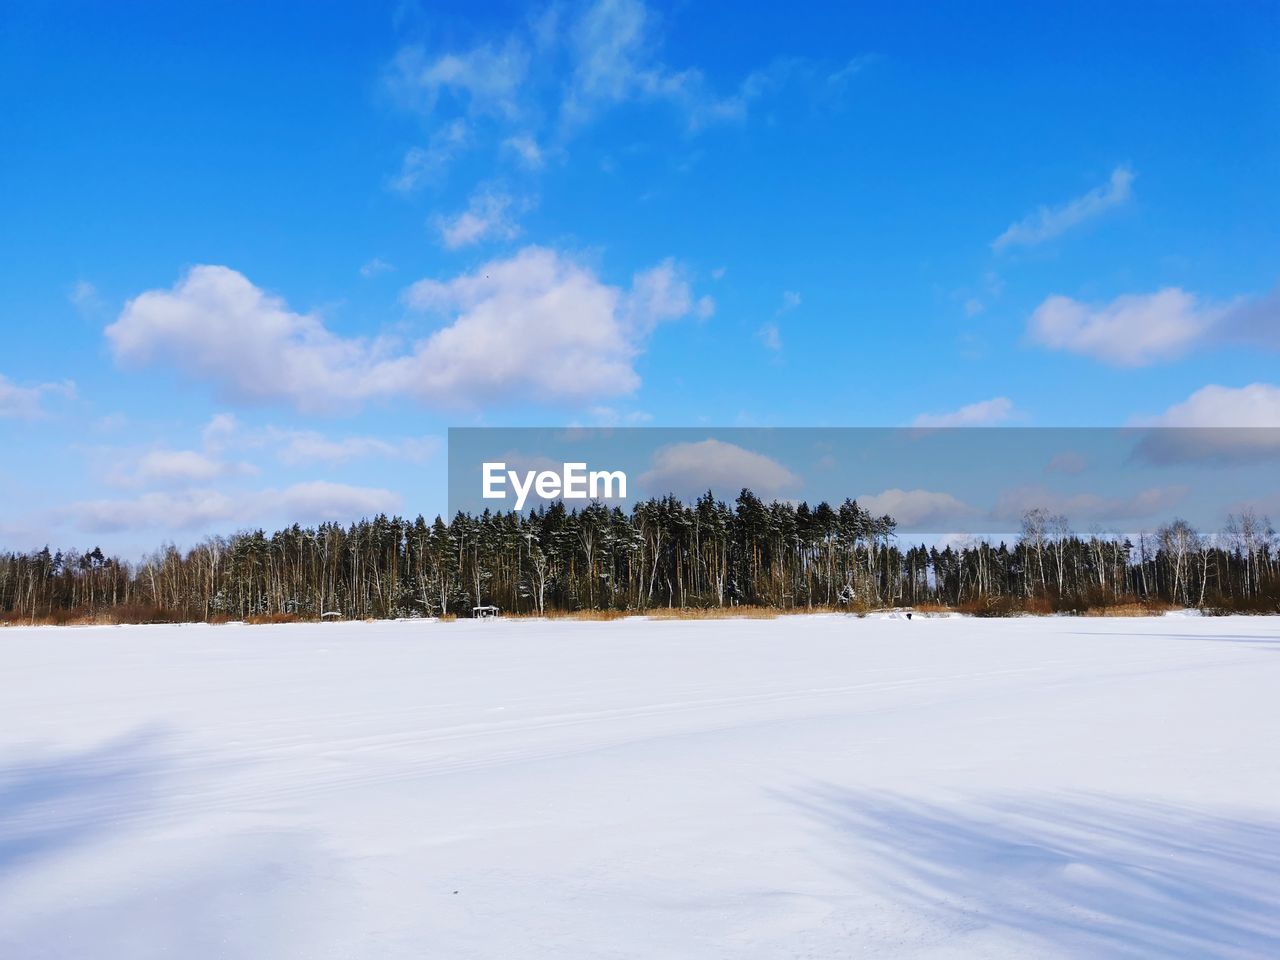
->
[[906, 612, 913, 620], [472, 605, 500, 619]]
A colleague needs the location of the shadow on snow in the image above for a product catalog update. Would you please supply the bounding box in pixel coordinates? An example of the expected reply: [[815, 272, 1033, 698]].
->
[[783, 786, 1280, 959], [0, 727, 166, 881]]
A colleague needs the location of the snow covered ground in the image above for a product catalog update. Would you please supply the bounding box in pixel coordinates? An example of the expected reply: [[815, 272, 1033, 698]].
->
[[2, 614, 1277, 959]]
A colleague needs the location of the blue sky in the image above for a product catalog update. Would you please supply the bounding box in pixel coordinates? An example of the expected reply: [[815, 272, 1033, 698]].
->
[[1, 0, 1277, 553]]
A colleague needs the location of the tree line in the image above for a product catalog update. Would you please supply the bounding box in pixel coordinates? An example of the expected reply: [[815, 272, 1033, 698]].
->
[[2, 492, 1277, 623]]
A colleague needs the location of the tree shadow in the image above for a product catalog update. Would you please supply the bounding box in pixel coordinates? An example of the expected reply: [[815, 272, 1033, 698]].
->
[[0, 729, 359, 960], [783, 786, 1280, 958], [0, 727, 166, 882]]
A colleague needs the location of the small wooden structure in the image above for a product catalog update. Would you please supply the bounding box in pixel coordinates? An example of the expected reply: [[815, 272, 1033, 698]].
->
[[472, 605, 500, 619]]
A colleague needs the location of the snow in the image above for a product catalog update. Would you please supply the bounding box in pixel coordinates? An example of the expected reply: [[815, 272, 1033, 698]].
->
[[2, 614, 1278, 958]]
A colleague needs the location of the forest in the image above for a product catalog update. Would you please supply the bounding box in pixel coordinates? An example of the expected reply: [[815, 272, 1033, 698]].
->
[[1, 491, 1277, 623]]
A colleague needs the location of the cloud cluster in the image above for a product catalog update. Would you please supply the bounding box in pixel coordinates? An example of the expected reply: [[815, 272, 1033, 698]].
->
[[272, 431, 439, 466], [359, 258, 393, 278], [912, 397, 1017, 428], [1133, 383, 1280, 464], [435, 186, 524, 248], [638, 439, 800, 499], [67, 413, 435, 536], [388, 39, 529, 121], [107, 249, 708, 412], [857, 489, 975, 527], [1147, 383, 1280, 428], [386, 0, 866, 190], [124, 449, 255, 487], [101, 415, 439, 489], [991, 484, 1187, 524], [0, 374, 76, 420], [390, 119, 470, 192], [1027, 283, 1280, 367], [67, 482, 401, 534], [993, 167, 1133, 251], [1027, 287, 1217, 366], [403, 248, 707, 401], [67, 280, 101, 313]]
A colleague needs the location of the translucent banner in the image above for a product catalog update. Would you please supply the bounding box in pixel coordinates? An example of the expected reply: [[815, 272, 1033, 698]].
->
[[448, 427, 1280, 535]]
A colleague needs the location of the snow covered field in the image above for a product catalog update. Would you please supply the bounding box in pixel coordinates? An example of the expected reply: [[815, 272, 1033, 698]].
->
[[2, 614, 1278, 959]]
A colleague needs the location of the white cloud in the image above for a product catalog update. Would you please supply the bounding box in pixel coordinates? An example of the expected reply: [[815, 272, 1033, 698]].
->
[[623, 257, 705, 331], [857, 489, 976, 528], [273, 481, 400, 523], [639, 439, 800, 498], [1219, 284, 1280, 349], [359, 258, 394, 278], [202, 413, 238, 452], [273, 431, 440, 466], [435, 187, 522, 249], [1145, 383, 1280, 428], [1132, 383, 1280, 464], [1045, 451, 1089, 476], [109, 251, 704, 412], [1028, 282, 1279, 367], [564, 0, 689, 123], [391, 119, 471, 191], [993, 166, 1133, 251], [68, 482, 401, 534], [0, 374, 76, 420], [912, 397, 1018, 428], [991, 484, 1187, 524], [756, 291, 799, 350], [502, 134, 545, 169], [199, 414, 438, 466], [68, 280, 100, 312], [560, 3, 814, 132], [1028, 287, 1220, 366], [586, 406, 652, 426], [127, 449, 256, 487], [388, 40, 529, 120], [95, 413, 129, 433], [388, 0, 845, 172], [826, 56, 873, 94], [108, 266, 386, 413], [102, 414, 255, 488], [403, 248, 700, 403]]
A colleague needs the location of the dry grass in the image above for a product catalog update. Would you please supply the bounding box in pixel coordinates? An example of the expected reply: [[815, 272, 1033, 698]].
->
[[554, 608, 632, 621], [0, 604, 186, 626], [644, 606, 780, 620], [0, 609, 101, 627], [908, 602, 952, 615], [501, 605, 846, 621], [245, 612, 303, 625], [1081, 601, 1178, 617], [502, 608, 632, 621]]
